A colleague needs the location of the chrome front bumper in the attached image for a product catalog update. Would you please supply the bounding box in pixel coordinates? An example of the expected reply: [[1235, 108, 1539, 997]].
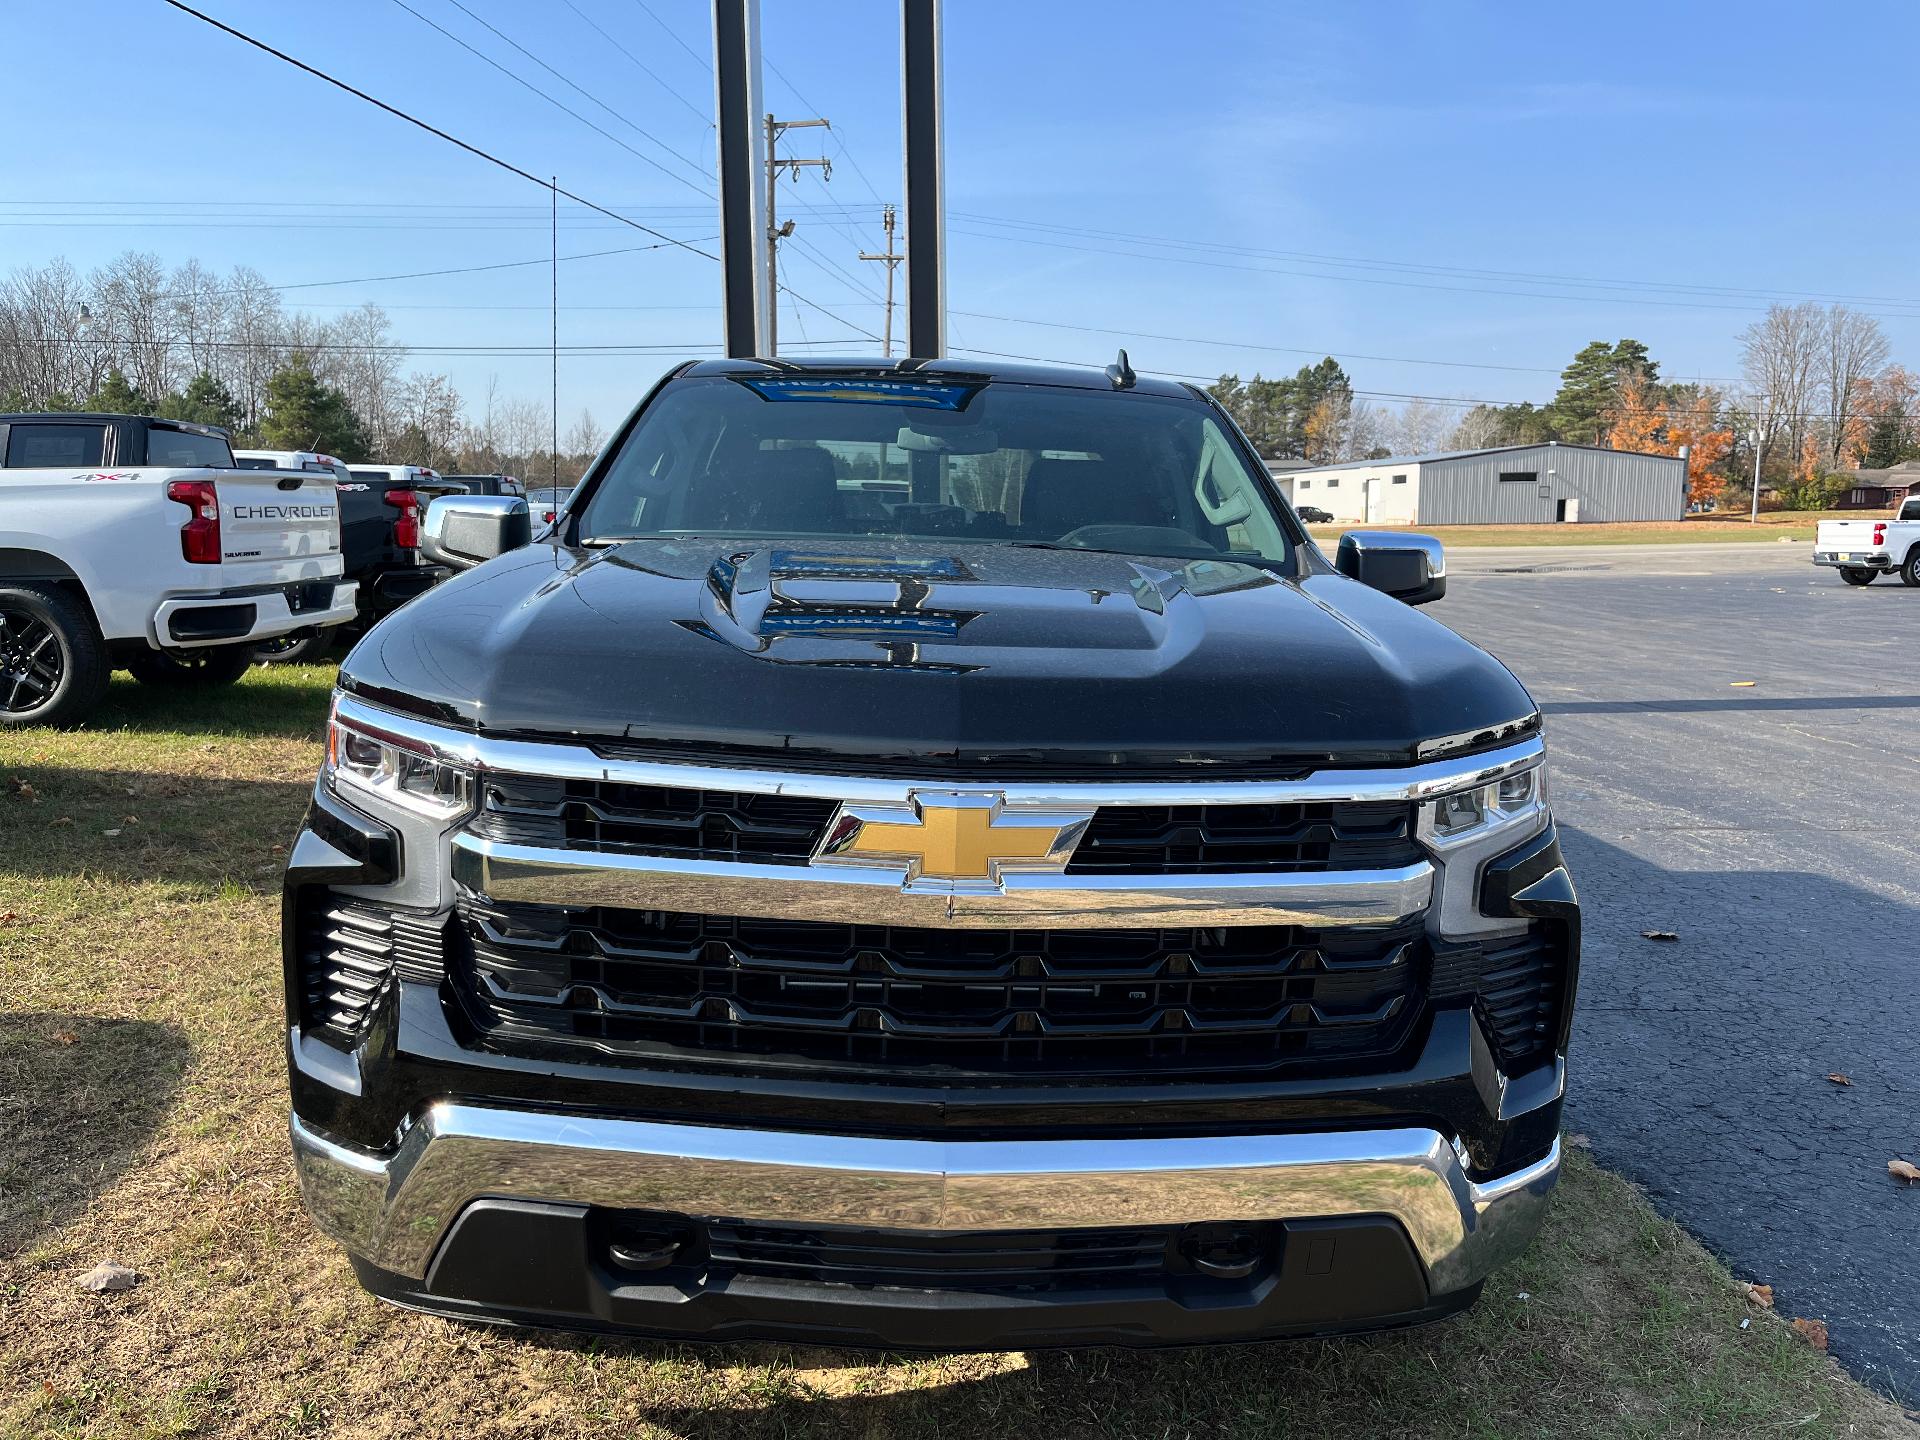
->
[[291, 1104, 1560, 1296]]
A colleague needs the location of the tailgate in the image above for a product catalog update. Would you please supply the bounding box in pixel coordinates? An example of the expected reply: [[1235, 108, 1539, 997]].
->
[[1815, 521, 1880, 551], [215, 468, 343, 582]]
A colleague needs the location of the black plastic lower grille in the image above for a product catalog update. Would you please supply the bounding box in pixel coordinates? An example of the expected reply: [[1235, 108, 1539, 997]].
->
[[703, 1221, 1184, 1292], [293, 892, 446, 1041], [451, 898, 1426, 1077], [1473, 929, 1567, 1069]]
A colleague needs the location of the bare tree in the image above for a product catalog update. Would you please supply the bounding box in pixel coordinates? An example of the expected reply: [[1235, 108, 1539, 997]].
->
[[1387, 397, 1453, 456], [1445, 404, 1509, 452], [1739, 302, 1824, 471], [1820, 306, 1889, 466], [1343, 399, 1389, 460], [166, 258, 229, 384], [563, 407, 605, 462], [221, 266, 286, 429], [393, 371, 463, 467], [326, 304, 403, 449], [91, 251, 180, 400]]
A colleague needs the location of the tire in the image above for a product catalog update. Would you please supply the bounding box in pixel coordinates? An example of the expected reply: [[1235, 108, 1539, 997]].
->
[[0, 580, 110, 727], [252, 627, 340, 665], [124, 643, 256, 688], [1840, 567, 1877, 585], [1903, 550, 1920, 588]]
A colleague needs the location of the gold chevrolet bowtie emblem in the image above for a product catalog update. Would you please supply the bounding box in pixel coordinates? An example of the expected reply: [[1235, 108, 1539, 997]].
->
[[816, 791, 1093, 887]]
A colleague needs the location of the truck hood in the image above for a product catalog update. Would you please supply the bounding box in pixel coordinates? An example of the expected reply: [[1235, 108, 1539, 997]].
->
[[341, 539, 1536, 771]]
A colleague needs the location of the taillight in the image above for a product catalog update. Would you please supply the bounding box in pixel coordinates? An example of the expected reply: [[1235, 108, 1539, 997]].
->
[[1874, 524, 1887, 544], [543, 510, 556, 524], [166, 479, 221, 564], [385, 488, 421, 549]]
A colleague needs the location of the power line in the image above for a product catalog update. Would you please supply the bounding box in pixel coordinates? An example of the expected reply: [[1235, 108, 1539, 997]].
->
[[168, 240, 713, 301], [436, 0, 711, 182], [765, 57, 890, 215], [157, 2, 874, 347], [556, 0, 711, 126], [157, 0, 719, 262], [948, 225, 1920, 324], [949, 308, 1745, 386], [388, 0, 712, 200], [626, 0, 709, 71], [952, 210, 1920, 314]]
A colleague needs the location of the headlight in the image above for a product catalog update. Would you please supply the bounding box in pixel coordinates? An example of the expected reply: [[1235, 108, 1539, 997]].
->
[[1422, 761, 1546, 844], [1417, 757, 1550, 938], [325, 701, 475, 820]]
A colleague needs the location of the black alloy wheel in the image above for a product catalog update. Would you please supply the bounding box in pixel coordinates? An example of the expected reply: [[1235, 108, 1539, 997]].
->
[[0, 604, 63, 715]]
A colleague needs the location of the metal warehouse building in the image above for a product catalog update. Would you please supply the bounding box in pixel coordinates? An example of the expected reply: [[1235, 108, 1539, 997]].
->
[[1273, 442, 1686, 526]]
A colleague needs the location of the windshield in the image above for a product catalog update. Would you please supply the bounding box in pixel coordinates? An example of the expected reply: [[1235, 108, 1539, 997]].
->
[[577, 376, 1294, 565]]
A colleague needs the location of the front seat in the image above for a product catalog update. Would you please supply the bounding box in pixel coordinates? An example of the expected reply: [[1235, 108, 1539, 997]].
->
[[685, 446, 839, 532], [1020, 457, 1177, 539]]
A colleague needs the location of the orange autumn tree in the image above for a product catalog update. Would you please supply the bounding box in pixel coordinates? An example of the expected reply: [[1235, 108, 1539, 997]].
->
[[1605, 372, 1665, 455], [1666, 390, 1735, 507]]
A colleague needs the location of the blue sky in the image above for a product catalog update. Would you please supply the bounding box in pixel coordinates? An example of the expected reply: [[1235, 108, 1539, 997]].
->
[[6, 0, 1919, 431]]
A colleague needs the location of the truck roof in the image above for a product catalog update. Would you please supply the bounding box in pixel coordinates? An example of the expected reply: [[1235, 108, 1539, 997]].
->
[[0, 412, 230, 437], [677, 355, 1197, 401]]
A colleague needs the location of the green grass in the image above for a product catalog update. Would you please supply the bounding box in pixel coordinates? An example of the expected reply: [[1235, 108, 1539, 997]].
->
[[0, 667, 1907, 1438]]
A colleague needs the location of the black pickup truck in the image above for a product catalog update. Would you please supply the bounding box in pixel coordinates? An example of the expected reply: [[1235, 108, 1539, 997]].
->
[[283, 357, 1577, 1348], [233, 451, 449, 661]]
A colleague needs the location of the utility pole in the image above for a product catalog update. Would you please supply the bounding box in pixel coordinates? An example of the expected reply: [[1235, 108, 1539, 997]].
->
[[765, 115, 830, 356], [858, 205, 904, 357], [1749, 426, 1763, 523]]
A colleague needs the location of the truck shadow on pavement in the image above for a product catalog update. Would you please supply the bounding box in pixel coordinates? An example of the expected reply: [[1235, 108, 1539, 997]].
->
[[1555, 823, 1920, 1403], [0, 1012, 188, 1256]]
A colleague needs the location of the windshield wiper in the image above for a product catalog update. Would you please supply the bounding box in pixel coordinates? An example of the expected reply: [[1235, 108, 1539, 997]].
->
[[1003, 540, 1288, 574]]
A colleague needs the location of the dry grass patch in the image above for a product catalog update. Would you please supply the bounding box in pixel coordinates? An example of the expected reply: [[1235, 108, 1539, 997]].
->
[[1, 666, 1909, 1438], [1304, 510, 1861, 548]]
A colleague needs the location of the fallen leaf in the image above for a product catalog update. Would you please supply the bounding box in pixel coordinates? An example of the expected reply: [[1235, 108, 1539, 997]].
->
[[50, 815, 72, 826], [1889, 1159, 1920, 1184], [1730, 680, 1757, 688], [51, 1030, 78, 1046], [0, 911, 16, 925], [1745, 1282, 1774, 1308], [270, 842, 287, 856], [77, 1261, 140, 1293], [122, 787, 136, 796], [1642, 930, 1679, 942], [1827, 1073, 1852, 1086], [122, 814, 139, 825], [1790, 1317, 1829, 1351], [6, 777, 38, 802]]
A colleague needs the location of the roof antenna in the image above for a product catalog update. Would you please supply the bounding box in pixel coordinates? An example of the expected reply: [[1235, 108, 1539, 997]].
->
[[1106, 348, 1137, 390]]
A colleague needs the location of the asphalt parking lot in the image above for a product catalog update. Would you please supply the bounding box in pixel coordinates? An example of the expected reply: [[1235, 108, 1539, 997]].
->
[[1441, 541, 1920, 1403]]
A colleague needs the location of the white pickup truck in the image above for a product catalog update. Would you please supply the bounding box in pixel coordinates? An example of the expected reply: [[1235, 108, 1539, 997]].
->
[[1813, 498, 1920, 586], [0, 412, 357, 725]]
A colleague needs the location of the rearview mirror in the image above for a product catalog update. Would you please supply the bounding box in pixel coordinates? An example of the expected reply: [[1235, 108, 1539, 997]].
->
[[1335, 530, 1447, 606], [421, 494, 532, 569]]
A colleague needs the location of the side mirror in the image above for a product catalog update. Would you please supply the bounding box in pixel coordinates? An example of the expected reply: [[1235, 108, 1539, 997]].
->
[[421, 494, 532, 569], [1335, 530, 1447, 606]]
